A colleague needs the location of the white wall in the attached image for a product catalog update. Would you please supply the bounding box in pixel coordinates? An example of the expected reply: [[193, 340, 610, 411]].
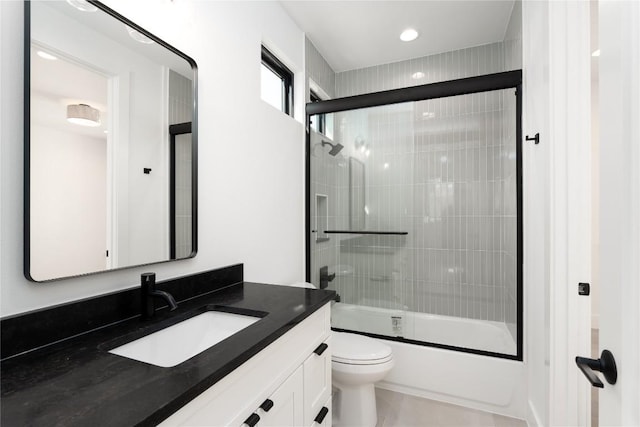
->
[[522, 0, 551, 424], [590, 0, 600, 330], [30, 123, 107, 280], [0, 1, 306, 316]]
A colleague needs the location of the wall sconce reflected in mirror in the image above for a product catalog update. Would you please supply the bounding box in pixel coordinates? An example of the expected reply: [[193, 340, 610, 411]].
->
[[126, 25, 155, 44], [66, 103, 101, 127], [66, 0, 98, 13]]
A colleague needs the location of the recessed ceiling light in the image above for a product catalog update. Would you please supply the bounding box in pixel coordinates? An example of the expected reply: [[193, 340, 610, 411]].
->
[[400, 28, 419, 42], [412, 71, 425, 79], [66, 0, 98, 12], [37, 51, 58, 61], [592, 49, 601, 57], [422, 111, 435, 119]]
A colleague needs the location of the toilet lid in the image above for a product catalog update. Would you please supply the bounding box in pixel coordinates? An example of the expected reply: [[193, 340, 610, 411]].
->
[[331, 332, 392, 364]]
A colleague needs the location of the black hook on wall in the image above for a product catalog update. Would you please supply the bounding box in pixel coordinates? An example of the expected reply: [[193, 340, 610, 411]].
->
[[526, 133, 540, 144]]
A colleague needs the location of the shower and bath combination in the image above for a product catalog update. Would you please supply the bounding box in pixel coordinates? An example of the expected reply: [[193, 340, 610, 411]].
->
[[306, 70, 523, 360]]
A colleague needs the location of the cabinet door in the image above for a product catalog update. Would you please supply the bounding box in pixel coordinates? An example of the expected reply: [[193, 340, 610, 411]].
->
[[303, 337, 331, 426], [258, 366, 304, 427]]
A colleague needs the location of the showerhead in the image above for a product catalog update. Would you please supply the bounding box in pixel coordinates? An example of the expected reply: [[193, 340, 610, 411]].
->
[[321, 140, 344, 156]]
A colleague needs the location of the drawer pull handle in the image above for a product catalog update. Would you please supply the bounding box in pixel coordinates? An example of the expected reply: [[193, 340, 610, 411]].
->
[[314, 343, 328, 356], [260, 399, 274, 412], [314, 406, 329, 424], [244, 413, 260, 427]]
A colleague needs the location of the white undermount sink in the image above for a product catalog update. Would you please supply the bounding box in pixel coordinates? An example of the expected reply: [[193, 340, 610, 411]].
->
[[109, 311, 261, 367]]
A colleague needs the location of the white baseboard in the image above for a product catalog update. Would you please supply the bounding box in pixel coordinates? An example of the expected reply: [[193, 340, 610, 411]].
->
[[376, 382, 527, 422], [528, 400, 543, 427]]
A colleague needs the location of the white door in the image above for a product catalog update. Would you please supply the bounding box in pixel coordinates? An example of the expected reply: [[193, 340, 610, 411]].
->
[[597, 0, 640, 425]]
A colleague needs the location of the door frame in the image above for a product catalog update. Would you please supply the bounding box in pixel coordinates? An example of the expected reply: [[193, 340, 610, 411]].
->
[[598, 1, 640, 424], [527, 1, 593, 425]]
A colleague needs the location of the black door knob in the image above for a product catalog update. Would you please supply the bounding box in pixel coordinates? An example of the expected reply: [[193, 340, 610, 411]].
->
[[576, 349, 617, 388]]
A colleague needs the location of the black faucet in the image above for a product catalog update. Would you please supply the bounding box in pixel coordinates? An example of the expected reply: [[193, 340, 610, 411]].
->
[[141, 273, 178, 319]]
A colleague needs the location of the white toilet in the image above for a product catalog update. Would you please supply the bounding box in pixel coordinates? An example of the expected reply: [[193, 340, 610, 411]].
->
[[331, 331, 394, 427], [289, 282, 394, 426]]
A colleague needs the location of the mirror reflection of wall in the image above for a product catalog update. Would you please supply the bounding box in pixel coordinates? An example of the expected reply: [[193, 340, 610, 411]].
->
[[30, 47, 108, 279], [27, 1, 197, 281]]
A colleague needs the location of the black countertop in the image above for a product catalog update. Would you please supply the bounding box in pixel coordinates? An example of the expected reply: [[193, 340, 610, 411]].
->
[[1, 282, 335, 427]]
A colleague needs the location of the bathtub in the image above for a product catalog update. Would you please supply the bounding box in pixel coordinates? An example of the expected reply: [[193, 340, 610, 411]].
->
[[331, 303, 527, 419], [331, 303, 516, 355]]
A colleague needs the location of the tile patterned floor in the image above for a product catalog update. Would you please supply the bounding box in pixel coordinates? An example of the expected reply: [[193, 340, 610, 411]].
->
[[375, 388, 528, 427]]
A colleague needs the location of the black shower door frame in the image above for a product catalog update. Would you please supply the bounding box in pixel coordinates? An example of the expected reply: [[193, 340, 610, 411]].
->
[[305, 70, 523, 361]]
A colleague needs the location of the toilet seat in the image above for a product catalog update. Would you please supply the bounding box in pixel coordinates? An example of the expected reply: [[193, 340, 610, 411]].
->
[[331, 332, 393, 365]]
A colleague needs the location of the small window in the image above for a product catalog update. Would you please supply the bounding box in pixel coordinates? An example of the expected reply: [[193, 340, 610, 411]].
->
[[310, 91, 326, 134], [261, 46, 293, 115]]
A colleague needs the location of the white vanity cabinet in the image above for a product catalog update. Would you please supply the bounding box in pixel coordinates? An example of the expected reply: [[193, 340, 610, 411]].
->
[[255, 365, 303, 427], [303, 337, 332, 426], [159, 303, 332, 427]]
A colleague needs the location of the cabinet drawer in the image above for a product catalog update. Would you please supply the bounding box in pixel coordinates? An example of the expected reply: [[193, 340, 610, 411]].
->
[[303, 337, 331, 426]]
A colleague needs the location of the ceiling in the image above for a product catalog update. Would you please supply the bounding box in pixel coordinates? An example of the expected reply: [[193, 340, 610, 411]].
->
[[280, 1, 515, 73], [31, 45, 108, 139]]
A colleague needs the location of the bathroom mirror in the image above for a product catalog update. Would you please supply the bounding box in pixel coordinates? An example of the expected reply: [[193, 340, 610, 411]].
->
[[25, 0, 198, 282]]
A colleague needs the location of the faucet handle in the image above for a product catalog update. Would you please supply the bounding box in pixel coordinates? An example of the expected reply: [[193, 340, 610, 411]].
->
[[141, 272, 156, 285], [141, 273, 156, 294]]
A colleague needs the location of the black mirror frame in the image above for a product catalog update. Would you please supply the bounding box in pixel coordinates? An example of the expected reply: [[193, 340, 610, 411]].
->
[[24, 0, 198, 282]]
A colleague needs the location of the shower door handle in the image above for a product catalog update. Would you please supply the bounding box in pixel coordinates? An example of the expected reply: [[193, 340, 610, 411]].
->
[[575, 349, 617, 388]]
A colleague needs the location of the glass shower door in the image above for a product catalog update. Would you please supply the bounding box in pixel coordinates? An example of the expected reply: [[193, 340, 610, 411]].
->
[[310, 105, 415, 339], [308, 73, 522, 358]]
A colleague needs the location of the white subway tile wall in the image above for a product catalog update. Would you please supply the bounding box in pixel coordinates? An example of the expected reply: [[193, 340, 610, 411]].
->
[[329, 89, 516, 326], [336, 43, 505, 97], [305, 38, 336, 100]]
